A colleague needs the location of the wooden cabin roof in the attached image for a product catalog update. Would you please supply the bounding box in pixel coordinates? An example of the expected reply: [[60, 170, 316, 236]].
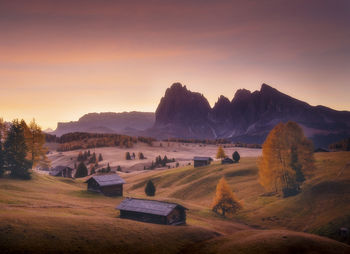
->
[[49, 165, 73, 176], [193, 156, 212, 161], [87, 174, 125, 187], [116, 198, 187, 216]]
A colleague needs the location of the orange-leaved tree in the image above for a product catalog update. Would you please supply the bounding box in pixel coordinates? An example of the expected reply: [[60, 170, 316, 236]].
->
[[258, 121, 314, 197], [212, 177, 242, 216], [216, 145, 226, 159]]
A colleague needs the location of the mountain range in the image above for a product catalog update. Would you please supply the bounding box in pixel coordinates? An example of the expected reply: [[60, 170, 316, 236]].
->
[[51, 83, 350, 147]]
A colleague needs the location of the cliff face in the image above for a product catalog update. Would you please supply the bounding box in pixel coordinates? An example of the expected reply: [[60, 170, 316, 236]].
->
[[152, 83, 350, 147]]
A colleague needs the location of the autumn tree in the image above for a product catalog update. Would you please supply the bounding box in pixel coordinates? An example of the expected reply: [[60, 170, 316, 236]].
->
[[232, 151, 240, 163], [212, 177, 242, 216], [145, 180, 156, 196], [27, 119, 48, 167], [258, 121, 314, 197], [75, 162, 88, 178], [4, 119, 32, 179], [216, 145, 226, 159]]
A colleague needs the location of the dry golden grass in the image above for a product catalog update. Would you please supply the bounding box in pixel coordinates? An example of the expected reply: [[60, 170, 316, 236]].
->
[[0, 151, 349, 253]]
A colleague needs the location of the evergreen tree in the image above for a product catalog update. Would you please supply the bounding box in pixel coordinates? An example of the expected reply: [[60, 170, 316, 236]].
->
[[4, 119, 32, 179], [132, 152, 136, 159], [212, 177, 242, 216], [138, 152, 145, 160], [87, 150, 91, 157], [232, 151, 240, 163], [117, 165, 122, 171], [216, 146, 226, 159], [75, 162, 88, 178], [0, 118, 6, 177], [125, 152, 131, 160], [98, 153, 103, 162], [77, 152, 84, 161], [106, 163, 111, 173], [89, 153, 96, 163], [145, 180, 156, 196], [258, 121, 314, 197]]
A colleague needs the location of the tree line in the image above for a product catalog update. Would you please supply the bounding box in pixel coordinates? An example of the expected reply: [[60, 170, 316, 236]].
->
[[0, 118, 48, 179], [45, 132, 155, 151]]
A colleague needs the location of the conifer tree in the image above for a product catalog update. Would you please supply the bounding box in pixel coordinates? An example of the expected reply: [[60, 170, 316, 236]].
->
[[5, 119, 32, 179], [138, 152, 145, 160], [145, 180, 156, 196], [117, 165, 122, 171], [0, 118, 6, 177], [98, 153, 103, 162], [106, 163, 111, 173], [258, 121, 314, 197], [216, 145, 226, 159], [232, 151, 240, 163], [75, 162, 88, 178], [125, 152, 131, 160], [212, 177, 241, 216]]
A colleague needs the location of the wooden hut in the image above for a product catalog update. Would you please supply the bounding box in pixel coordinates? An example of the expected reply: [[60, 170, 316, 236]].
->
[[193, 156, 212, 167], [116, 198, 188, 225], [49, 166, 73, 178], [221, 157, 234, 164], [86, 174, 125, 196]]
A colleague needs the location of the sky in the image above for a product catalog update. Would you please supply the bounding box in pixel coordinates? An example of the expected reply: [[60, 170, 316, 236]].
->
[[1, 0, 350, 129]]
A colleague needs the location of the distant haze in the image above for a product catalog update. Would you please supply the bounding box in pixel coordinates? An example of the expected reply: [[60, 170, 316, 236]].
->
[[1, 0, 349, 129]]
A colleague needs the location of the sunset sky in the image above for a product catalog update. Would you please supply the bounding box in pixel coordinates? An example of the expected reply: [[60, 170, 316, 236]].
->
[[1, 0, 350, 129]]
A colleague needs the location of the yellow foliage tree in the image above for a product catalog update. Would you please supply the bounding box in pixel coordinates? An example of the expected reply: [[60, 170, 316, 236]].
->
[[258, 121, 314, 197], [212, 177, 242, 216], [21, 119, 49, 167], [216, 145, 226, 159]]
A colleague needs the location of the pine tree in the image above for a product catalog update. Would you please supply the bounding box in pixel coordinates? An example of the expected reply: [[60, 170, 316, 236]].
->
[[212, 177, 242, 216], [138, 152, 145, 160], [0, 118, 6, 177], [98, 153, 103, 162], [258, 121, 314, 197], [216, 145, 226, 159], [4, 119, 32, 179], [117, 165, 122, 171], [106, 163, 111, 173], [145, 180, 156, 196], [232, 151, 240, 163], [125, 152, 131, 160], [75, 162, 88, 178]]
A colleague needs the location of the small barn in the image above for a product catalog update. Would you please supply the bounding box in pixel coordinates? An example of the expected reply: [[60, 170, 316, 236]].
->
[[116, 198, 188, 225], [193, 156, 212, 167], [86, 174, 125, 196], [49, 166, 73, 178], [221, 157, 234, 164]]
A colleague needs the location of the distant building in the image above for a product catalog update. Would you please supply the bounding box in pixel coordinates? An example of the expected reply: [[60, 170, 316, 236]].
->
[[85, 174, 125, 196], [49, 166, 73, 178], [193, 156, 212, 167], [116, 198, 188, 225], [221, 157, 234, 164], [314, 147, 329, 153]]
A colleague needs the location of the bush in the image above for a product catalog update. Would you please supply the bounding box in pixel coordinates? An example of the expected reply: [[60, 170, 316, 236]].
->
[[232, 151, 240, 163]]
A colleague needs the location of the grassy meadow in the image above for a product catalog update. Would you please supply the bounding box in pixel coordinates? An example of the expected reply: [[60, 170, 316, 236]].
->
[[0, 151, 349, 253]]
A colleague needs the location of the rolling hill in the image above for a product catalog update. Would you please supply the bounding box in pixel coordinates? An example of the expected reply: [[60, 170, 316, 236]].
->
[[1, 151, 349, 253]]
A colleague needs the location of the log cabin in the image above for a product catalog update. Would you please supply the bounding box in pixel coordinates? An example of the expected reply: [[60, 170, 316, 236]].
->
[[116, 198, 188, 225], [49, 166, 73, 178], [193, 156, 212, 167], [86, 174, 125, 196]]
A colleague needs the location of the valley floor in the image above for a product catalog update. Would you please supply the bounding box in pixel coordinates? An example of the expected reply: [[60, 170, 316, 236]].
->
[[1, 151, 349, 253]]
